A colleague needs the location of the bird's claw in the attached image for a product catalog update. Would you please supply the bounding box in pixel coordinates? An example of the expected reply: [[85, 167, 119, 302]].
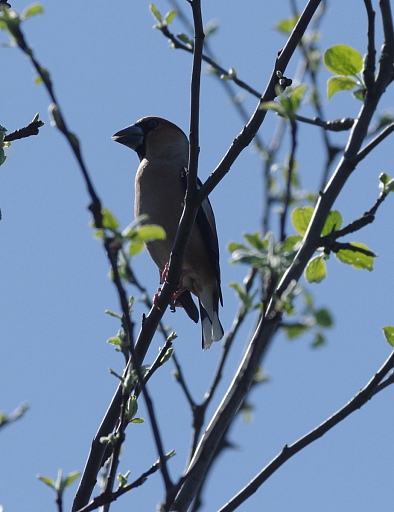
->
[[153, 288, 163, 311], [153, 286, 179, 313]]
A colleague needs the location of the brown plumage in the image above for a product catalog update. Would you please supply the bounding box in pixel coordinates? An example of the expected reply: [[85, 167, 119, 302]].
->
[[112, 116, 223, 349]]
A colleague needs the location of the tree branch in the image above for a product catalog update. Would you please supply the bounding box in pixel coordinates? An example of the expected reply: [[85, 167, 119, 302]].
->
[[3, 114, 44, 142], [75, 456, 167, 512], [363, 0, 376, 93], [170, 0, 394, 507], [218, 349, 394, 511], [355, 121, 394, 164], [280, 120, 297, 241], [158, 24, 262, 99], [197, 0, 325, 204]]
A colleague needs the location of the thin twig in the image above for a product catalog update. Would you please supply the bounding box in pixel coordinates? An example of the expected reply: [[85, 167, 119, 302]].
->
[[3, 114, 44, 141], [280, 120, 297, 241], [355, 121, 394, 164], [320, 189, 388, 247], [158, 24, 262, 99], [172, 351, 196, 409], [75, 457, 166, 512], [138, 339, 174, 393]]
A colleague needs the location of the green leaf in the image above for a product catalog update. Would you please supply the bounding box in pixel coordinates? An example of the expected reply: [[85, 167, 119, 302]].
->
[[327, 76, 357, 99], [177, 33, 192, 46], [228, 241, 248, 253], [63, 471, 80, 488], [379, 173, 394, 193], [261, 85, 307, 120], [260, 100, 286, 116], [128, 239, 144, 256], [136, 224, 166, 242], [315, 308, 333, 327], [37, 475, 55, 489], [118, 472, 130, 486], [275, 15, 300, 34], [291, 206, 314, 235], [312, 331, 325, 348], [282, 235, 303, 252], [131, 417, 144, 423], [21, 3, 44, 20], [159, 346, 174, 364], [321, 210, 343, 235], [105, 310, 122, 319], [382, 326, 394, 347], [243, 232, 267, 251], [324, 44, 363, 76], [386, 179, 394, 193], [335, 242, 375, 270], [166, 331, 177, 342], [229, 249, 265, 267], [305, 256, 327, 283], [287, 84, 308, 111], [107, 337, 122, 347], [149, 3, 162, 23], [284, 323, 308, 339], [352, 88, 366, 101], [126, 223, 165, 256], [126, 395, 138, 422], [101, 207, 119, 231], [229, 282, 254, 310], [379, 172, 390, 186], [164, 10, 177, 25]]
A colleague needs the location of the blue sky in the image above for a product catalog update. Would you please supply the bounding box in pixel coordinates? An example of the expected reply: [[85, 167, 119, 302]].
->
[[1, 1, 394, 511]]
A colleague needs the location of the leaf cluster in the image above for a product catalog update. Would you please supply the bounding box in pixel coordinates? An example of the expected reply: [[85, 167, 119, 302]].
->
[[324, 44, 366, 100]]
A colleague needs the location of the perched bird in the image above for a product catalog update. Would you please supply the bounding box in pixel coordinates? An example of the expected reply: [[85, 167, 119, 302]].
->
[[112, 116, 223, 349]]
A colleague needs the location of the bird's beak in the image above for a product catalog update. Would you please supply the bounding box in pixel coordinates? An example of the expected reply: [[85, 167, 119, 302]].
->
[[112, 125, 144, 150]]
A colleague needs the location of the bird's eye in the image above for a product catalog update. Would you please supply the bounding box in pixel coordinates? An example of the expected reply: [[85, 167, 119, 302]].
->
[[148, 119, 158, 129]]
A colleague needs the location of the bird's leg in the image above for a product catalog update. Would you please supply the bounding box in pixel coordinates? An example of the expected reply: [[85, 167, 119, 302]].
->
[[160, 263, 170, 284], [153, 287, 164, 311], [170, 268, 196, 312], [152, 264, 170, 311], [154, 264, 196, 313]]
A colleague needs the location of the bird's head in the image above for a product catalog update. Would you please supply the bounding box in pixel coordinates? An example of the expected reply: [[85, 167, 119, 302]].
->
[[112, 116, 188, 163]]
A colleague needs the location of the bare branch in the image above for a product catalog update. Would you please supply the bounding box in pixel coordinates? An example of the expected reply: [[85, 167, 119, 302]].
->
[[280, 120, 297, 241], [75, 456, 167, 512], [355, 121, 394, 164], [363, 0, 376, 92], [158, 24, 262, 99], [3, 114, 44, 141]]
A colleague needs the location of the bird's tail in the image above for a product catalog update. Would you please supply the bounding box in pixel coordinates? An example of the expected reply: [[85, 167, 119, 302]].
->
[[199, 302, 224, 350]]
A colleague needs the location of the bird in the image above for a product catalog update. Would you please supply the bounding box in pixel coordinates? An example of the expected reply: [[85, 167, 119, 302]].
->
[[112, 116, 223, 349]]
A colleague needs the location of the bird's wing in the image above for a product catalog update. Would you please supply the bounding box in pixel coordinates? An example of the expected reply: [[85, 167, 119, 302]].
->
[[180, 170, 223, 306]]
